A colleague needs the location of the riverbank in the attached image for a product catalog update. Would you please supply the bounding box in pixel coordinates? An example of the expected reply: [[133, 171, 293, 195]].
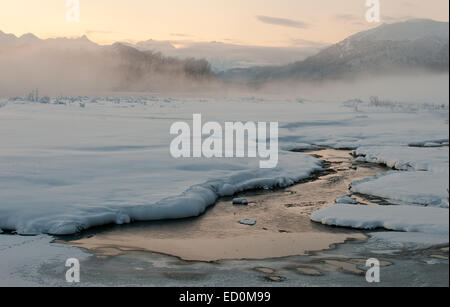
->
[[67, 149, 389, 261]]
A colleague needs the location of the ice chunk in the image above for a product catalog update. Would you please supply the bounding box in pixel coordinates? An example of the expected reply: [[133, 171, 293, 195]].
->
[[239, 219, 257, 226]]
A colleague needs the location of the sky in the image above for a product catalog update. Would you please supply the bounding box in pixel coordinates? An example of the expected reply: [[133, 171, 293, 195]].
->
[[0, 0, 448, 47]]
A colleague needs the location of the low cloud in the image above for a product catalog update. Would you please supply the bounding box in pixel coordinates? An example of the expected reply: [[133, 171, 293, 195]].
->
[[256, 15, 308, 29]]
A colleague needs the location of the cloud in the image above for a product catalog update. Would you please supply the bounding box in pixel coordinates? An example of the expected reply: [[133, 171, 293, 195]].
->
[[256, 15, 309, 29]]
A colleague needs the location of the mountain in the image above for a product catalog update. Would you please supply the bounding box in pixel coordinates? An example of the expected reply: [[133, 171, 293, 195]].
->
[[125, 40, 326, 72], [0, 31, 40, 46], [0, 32, 215, 96], [220, 19, 449, 82]]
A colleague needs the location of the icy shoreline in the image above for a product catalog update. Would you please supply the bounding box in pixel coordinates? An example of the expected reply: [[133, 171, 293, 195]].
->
[[0, 151, 322, 235], [0, 97, 448, 236], [311, 145, 449, 246]]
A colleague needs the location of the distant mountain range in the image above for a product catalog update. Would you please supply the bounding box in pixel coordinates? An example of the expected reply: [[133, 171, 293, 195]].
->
[[220, 19, 449, 82], [0, 30, 324, 73], [0, 19, 448, 95], [124, 40, 325, 72]]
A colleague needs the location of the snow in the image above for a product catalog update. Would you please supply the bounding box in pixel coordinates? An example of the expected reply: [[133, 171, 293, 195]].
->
[[311, 204, 449, 237], [350, 19, 449, 42], [0, 99, 324, 235], [353, 146, 449, 172], [351, 171, 449, 208], [350, 146, 449, 208], [0, 97, 448, 235], [0, 150, 321, 235], [309, 111, 449, 245]]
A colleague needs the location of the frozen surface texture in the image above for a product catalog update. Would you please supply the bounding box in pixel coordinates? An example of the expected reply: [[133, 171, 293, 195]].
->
[[0, 97, 448, 235]]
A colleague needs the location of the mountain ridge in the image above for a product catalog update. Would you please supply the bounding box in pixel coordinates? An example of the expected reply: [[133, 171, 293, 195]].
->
[[220, 19, 449, 82]]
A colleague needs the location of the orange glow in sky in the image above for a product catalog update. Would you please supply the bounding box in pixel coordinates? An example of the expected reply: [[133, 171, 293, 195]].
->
[[0, 0, 448, 46]]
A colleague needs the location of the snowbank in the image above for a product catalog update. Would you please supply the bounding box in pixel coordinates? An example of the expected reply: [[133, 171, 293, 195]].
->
[[313, 143, 449, 246], [350, 146, 449, 207], [311, 204, 449, 236], [351, 171, 449, 208], [353, 146, 449, 171], [0, 150, 321, 235]]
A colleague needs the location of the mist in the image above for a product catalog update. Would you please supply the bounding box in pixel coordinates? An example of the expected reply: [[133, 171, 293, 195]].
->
[[238, 73, 450, 104], [0, 38, 217, 97], [0, 30, 448, 105]]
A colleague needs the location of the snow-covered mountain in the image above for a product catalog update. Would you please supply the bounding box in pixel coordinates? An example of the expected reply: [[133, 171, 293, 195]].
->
[[0, 31, 97, 50], [221, 19, 449, 82]]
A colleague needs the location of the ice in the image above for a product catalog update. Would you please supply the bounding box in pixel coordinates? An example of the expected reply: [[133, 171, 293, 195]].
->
[[369, 232, 450, 248], [0, 151, 321, 235], [0, 234, 89, 286], [351, 171, 449, 208], [0, 99, 324, 234], [239, 219, 257, 226], [0, 97, 448, 235], [311, 204, 449, 237], [311, 127, 449, 246], [349, 145, 449, 207], [353, 146, 449, 172]]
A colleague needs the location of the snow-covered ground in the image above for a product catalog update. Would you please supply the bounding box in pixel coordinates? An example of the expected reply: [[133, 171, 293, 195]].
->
[[0, 96, 448, 239], [312, 205, 449, 238], [312, 142, 449, 245], [353, 146, 449, 171], [351, 170, 448, 208]]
